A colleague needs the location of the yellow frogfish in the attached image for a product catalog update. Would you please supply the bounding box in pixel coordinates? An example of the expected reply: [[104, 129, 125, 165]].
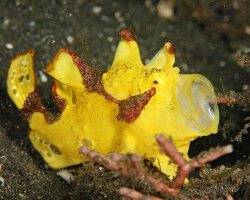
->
[[7, 29, 219, 179]]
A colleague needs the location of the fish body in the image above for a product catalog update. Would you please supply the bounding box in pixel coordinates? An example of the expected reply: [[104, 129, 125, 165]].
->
[[7, 30, 219, 178]]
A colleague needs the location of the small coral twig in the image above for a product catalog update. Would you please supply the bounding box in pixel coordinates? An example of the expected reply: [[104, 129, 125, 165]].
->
[[156, 135, 233, 190], [119, 187, 163, 200], [216, 96, 236, 106], [216, 85, 249, 110], [80, 145, 177, 195], [231, 117, 250, 142], [80, 134, 233, 199], [226, 194, 234, 200]]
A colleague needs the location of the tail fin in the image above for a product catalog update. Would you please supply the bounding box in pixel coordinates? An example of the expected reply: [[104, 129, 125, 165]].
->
[[7, 50, 36, 109]]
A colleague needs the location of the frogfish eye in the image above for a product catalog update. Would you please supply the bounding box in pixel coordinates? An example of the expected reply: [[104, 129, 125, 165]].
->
[[176, 74, 219, 134]]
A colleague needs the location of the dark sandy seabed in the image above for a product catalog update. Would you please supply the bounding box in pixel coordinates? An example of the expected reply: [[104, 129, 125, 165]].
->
[[0, 0, 249, 199]]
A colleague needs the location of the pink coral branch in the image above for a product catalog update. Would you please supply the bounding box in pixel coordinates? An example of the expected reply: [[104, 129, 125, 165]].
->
[[80, 146, 121, 171], [80, 146, 177, 195], [227, 194, 234, 200], [155, 134, 233, 189], [217, 96, 236, 106], [190, 145, 233, 167], [80, 134, 233, 199], [226, 195, 234, 200], [155, 134, 186, 166], [119, 187, 163, 200]]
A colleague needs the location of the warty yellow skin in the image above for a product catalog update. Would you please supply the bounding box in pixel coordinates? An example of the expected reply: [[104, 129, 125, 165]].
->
[[7, 31, 219, 179]]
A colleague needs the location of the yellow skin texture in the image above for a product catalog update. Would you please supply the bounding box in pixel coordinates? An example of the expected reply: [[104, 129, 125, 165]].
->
[[7, 33, 219, 179]]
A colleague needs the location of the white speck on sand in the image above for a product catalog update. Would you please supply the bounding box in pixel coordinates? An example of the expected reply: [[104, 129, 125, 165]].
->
[[6, 43, 14, 49], [0, 176, 5, 186], [39, 71, 48, 82], [92, 6, 102, 14], [56, 170, 74, 184], [107, 36, 114, 43], [67, 35, 74, 44]]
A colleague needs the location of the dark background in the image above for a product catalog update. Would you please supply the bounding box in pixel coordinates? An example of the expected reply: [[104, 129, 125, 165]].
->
[[0, 0, 249, 199]]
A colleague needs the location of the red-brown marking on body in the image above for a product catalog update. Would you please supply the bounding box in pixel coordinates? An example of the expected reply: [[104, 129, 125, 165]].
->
[[165, 42, 174, 55], [45, 47, 156, 123], [21, 89, 46, 122], [65, 49, 102, 93], [52, 81, 67, 113], [53, 94, 67, 114], [119, 29, 136, 42], [21, 88, 66, 124], [66, 49, 156, 123], [20, 47, 155, 124], [63, 49, 120, 104], [117, 88, 156, 123]]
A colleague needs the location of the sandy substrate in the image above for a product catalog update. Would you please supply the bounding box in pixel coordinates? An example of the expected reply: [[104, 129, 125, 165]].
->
[[0, 0, 249, 199]]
